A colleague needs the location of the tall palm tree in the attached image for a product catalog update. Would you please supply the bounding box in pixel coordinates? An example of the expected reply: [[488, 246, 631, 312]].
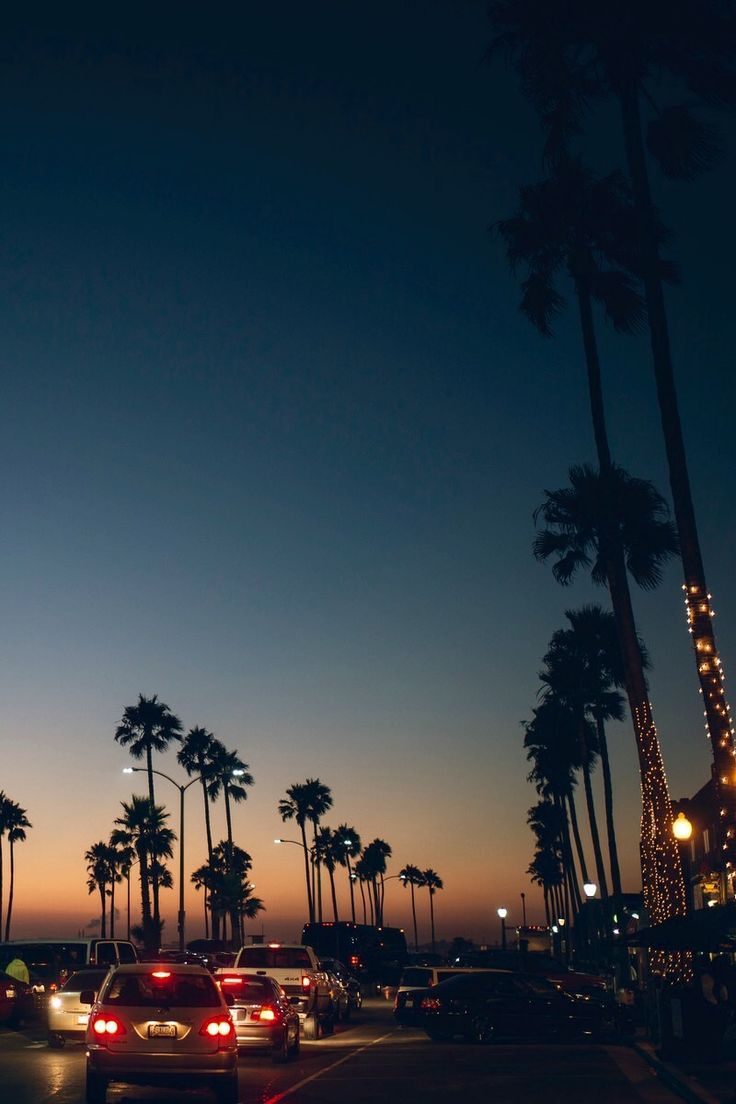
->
[[107, 834, 133, 941], [85, 841, 113, 938], [333, 825, 362, 924], [191, 862, 213, 939], [279, 783, 315, 922], [315, 826, 341, 922], [399, 865, 425, 950], [0, 791, 11, 938], [3, 801, 31, 941], [534, 464, 687, 947], [301, 779, 333, 924], [362, 839, 392, 927], [114, 694, 183, 807], [177, 726, 218, 864], [114, 796, 175, 952], [208, 744, 254, 850], [488, 0, 736, 897], [422, 870, 443, 954], [353, 856, 370, 924]]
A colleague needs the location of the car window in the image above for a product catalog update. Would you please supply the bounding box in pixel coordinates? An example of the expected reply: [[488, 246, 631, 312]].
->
[[400, 968, 432, 987], [96, 942, 117, 965], [238, 948, 311, 969], [63, 971, 109, 991], [117, 944, 137, 964], [521, 977, 558, 996], [106, 972, 221, 1008]]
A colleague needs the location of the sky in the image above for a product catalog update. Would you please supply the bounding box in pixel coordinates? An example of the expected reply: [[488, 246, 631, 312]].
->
[[0, 2, 734, 948]]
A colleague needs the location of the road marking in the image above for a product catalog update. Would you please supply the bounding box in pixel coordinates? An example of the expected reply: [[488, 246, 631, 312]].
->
[[24, 1042, 46, 1049], [264, 1031, 396, 1104]]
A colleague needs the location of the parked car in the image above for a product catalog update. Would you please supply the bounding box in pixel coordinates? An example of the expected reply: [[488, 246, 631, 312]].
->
[[403, 970, 619, 1043], [47, 969, 110, 1047], [216, 972, 300, 1061], [83, 963, 238, 1104], [319, 958, 362, 1014]]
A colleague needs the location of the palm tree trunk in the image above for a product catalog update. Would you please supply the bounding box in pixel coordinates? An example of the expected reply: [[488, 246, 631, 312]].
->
[[99, 883, 107, 938], [4, 840, 15, 941], [110, 876, 116, 939], [299, 823, 314, 923], [346, 855, 356, 923], [595, 715, 623, 899], [328, 867, 339, 922], [575, 278, 612, 469], [313, 825, 323, 924], [428, 890, 436, 953], [578, 722, 610, 900], [618, 81, 736, 879], [224, 787, 233, 848], [201, 779, 214, 860], [566, 792, 590, 886], [410, 885, 419, 950], [0, 839, 4, 940], [146, 744, 156, 807], [358, 878, 367, 924], [558, 796, 582, 913]]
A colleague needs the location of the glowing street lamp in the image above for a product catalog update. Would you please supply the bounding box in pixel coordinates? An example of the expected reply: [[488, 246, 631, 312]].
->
[[672, 812, 693, 842], [583, 882, 597, 899], [497, 907, 508, 951]]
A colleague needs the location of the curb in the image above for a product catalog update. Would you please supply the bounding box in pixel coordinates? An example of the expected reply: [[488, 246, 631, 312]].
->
[[633, 1041, 721, 1104]]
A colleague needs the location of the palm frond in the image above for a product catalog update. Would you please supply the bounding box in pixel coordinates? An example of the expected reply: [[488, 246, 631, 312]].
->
[[646, 105, 721, 180]]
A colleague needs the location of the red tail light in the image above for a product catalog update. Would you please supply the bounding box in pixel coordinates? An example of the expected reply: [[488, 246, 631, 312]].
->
[[301, 975, 311, 990], [420, 997, 441, 1011], [219, 976, 243, 987], [199, 1016, 234, 1046], [90, 1014, 127, 1039], [253, 1005, 277, 1022]]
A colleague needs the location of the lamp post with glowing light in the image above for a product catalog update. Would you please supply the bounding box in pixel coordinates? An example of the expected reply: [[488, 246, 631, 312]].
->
[[672, 811, 695, 911], [497, 907, 508, 951]]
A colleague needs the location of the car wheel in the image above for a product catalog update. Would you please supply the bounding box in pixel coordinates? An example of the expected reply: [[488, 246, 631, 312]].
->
[[321, 1014, 334, 1037], [341, 1001, 351, 1023], [212, 1072, 239, 1104], [289, 1023, 300, 1059], [85, 1069, 108, 1104], [302, 1013, 319, 1040], [271, 1029, 290, 1064], [47, 1032, 65, 1048], [469, 1016, 495, 1044]]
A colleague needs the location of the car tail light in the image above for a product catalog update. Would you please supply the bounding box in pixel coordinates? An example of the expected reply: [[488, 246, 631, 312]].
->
[[420, 997, 441, 1011], [199, 1017, 234, 1046], [301, 975, 311, 990], [219, 976, 243, 987], [151, 970, 171, 979], [90, 1014, 127, 1039], [253, 1005, 277, 1022]]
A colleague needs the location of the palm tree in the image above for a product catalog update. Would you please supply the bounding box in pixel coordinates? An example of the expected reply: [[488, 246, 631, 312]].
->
[[114, 796, 175, 952], [107, 834, 133, 941], [422, 869, 443, 953], [488, 0, 736, 897], [362, 839, 392, 926], [3, 801, 31, 941], [208, 744, 254, 850], [114, 694, 183, 807], [191, 862, 213, 939], [315, 826, 341, 922], [534, 464, 687, 945], [301, 779, 333, 924], [0, 791, 11, 938], [177, 726, 218, 864], [85, 841, 113, 938], [399, 865, 425, 950], [333, 825, 362, 923], [353, 855, 371, 924], [278, 783, 315, 923], [528, 843, 563, 930]]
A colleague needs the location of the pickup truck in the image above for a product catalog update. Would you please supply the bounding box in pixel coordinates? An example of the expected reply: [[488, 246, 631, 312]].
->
[[215, 943, 334, 1039]]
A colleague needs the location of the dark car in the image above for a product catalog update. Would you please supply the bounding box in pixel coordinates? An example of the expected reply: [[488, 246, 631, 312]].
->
[[402, 970, 618, 1043], [216, 972, 300, 1062], [319, 958, 362, 1015], [1, 971, 36, 1029]]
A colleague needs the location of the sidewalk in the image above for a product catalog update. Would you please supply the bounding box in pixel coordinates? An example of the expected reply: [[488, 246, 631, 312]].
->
[[634, 1038, 736, 1104]]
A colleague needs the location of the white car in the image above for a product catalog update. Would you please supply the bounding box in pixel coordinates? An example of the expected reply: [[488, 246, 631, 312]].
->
[[48, 968, 111, 1047]]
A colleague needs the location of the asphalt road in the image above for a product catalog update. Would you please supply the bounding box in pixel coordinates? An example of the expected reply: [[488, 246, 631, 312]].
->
[[0, 997, 683, 1104]]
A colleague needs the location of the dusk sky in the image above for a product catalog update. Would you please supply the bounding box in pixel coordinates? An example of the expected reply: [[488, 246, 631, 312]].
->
[[1, 3, 735, 946]]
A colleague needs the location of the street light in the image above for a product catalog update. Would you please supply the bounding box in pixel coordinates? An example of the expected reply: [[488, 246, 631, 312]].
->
[[673, 812, 693, 842], [123, 766, 202, 952], [497, 907, 508, 951], [583, 882, 597, 899]]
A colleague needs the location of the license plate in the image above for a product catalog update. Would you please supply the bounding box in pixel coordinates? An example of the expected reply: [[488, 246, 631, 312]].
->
[[77, 1014, 89, 1025], [149, 1023, 176, 1038]]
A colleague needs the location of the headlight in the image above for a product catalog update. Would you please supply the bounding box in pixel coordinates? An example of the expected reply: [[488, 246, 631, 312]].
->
[[5, 988, 16, 998], [50, 996, 63, 1010]]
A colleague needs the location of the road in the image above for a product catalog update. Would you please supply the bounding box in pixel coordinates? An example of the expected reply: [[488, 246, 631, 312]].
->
[[0, 997, 683, 1103]]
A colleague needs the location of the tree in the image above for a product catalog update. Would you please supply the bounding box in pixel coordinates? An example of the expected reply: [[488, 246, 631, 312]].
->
[[85, 841, 113, 939], [488, 0, 736, 900], [114, 796, 175, 952], [3, 800, 31, 941], [333, 825, 362, 924], [278, 783, 316, 922], [362, 839, 392, 927], [114, 694, 183, 807], [177, 726, 219, 863], [315, 826, 341, 922], [422, 869, 443, 953], [106, 833, 133, 941], [534, 464, 687, 955], [300, 779, 333, 924], [208, 743, 254, 850], [399, 865, 425, 950]]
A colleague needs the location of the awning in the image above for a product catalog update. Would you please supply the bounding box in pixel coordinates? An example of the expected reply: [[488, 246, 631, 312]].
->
[[626, 903, 736, 952]]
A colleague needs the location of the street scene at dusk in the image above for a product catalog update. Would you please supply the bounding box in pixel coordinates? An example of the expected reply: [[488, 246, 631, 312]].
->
[[1, 2, 736, 1101]]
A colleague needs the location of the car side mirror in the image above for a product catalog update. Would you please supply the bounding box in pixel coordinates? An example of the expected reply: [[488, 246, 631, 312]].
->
[[80, 990, 95, 1006], [223, 992, 234, 1007]]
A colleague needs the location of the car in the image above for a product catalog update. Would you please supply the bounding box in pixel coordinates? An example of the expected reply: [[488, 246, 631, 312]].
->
[[0, 938, 139, 998], [83, 963, 238, 1104], [319, 958, 362, 1014], [404, 969, 618, 1043], [394, 965, 496, 1025], [319, 962, 351, 1022], [47, 968, 111, 1047], [216, 971, 300, 1062], [0, 970, 36, 1029]]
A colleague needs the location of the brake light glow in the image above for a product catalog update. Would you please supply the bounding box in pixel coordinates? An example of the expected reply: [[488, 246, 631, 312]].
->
[[200, 1017, 234, 1042], [90, 1014, 126, 1037], [220, 976, 243, 986], [420, 997, 441, 1011], [301, 976, 311, 989], [254, 1006, 277, 1022], [268, 942, 281, 949], [151, 971, 171, 979]]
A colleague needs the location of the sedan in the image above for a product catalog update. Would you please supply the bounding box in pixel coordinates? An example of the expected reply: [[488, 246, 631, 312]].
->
[[48, 969, 110, 1047], [83, 963, 238, 1104], [404, 970, 618, 1043], [319, 958, 362, 1015], [216, 972, 300, 1062]]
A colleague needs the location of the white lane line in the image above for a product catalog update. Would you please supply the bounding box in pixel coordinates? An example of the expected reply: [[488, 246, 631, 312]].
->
[[264, 1031, 397, 1104]]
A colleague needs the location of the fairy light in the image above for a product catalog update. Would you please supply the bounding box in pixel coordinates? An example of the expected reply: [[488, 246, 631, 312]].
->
[[682, 583, 736, 891]]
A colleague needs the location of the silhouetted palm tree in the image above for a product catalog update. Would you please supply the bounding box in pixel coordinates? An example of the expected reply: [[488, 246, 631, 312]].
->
[[114, 796, 175, 952], [315, 826, 341, 922], [422, 870, 443, 953], [399, 865, 425, 950], [3, 801, 30, 941], [106, 834, 133, 941], [85, 841, 113, 938], [115, 694, 183, 807], [208, 744, 254, 850], [301, 779, 333, 924], [178, 726, 218, 864], [279, 783, 315, 922], [334, 825, 362, 923], [362, 839, 392, 927]]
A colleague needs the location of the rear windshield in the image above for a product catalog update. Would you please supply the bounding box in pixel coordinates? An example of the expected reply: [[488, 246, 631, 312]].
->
[[400, 968, 432, 987], [237, 948, 311, 970], [223, 977, 274, 1001], [105, 972, 221, 1008], [63, 971, 109, 992]]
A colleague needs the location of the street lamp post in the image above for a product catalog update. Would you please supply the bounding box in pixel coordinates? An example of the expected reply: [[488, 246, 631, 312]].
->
[[520, 892, 526, 927], [497, 907, 508, 951], [123, 766, 201, 952], [380, 873, 407, 926]]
